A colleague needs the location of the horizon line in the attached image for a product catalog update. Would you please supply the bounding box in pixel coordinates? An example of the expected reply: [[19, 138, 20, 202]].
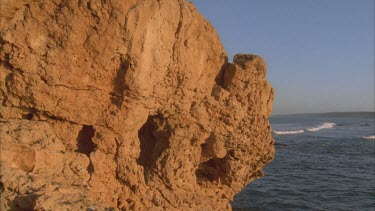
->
[[271, 111, 375, 116]]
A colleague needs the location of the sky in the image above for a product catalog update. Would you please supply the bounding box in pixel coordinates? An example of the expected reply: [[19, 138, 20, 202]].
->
[[189, 0, 375, 115]]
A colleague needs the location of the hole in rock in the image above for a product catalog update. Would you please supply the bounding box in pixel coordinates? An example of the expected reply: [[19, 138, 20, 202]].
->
[[13, 194, 37, 210], [137, 116, 157, 167], [76, 125, 96, 156], [22, 113, 34, 120], [196, 157, 228, 185], [137, 115, 170, 171]]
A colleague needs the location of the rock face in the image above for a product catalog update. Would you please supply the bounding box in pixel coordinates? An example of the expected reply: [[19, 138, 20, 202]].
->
[[0, 0, 274, 210]]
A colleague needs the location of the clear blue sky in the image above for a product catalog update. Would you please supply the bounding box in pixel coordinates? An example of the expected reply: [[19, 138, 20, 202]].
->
[[189, 0, 375, 115]]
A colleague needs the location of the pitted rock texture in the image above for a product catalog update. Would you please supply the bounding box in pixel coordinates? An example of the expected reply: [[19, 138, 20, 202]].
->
[[0, 0, 275, 210]]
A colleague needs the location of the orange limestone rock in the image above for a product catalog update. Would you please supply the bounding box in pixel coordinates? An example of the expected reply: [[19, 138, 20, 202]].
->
[[0, 0, 274, 210]]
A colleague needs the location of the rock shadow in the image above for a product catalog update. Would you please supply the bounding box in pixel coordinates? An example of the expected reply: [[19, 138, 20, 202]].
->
[[111, 60, 130, 108]]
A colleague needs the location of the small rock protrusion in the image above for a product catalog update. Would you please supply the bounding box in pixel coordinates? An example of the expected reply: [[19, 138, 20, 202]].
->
[[233, 53, 267, 76], [201, 134, 227, 159], [12, 146, 36, 172]]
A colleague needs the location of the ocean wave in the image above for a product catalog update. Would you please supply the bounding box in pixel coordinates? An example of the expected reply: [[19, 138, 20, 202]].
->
[[307, 122, 336, 132], [273, 130, 304, 135], [362, 135, 375, 140]]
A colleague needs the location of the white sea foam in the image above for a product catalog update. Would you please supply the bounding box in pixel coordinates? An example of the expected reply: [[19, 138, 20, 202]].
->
[[273, 130, 305, 135], [307, 122, 336, 132], [362, 135, 375, 140]]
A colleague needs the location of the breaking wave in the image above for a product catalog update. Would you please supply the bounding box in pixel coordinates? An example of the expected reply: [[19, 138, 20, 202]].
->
[[272, 122, 337, 135], [307, 122, 336, 132], [362, 135, 375, 140], [273, 130, 304, 135]]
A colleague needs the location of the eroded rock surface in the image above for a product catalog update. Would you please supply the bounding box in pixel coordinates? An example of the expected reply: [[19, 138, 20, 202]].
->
[[0, 0, 274, 210]]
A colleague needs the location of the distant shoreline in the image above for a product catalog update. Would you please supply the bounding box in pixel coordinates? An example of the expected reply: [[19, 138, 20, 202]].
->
[[271, 111, 375, 118]]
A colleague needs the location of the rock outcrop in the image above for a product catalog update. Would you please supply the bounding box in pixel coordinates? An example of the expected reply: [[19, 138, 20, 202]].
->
[[0, 0, 275, 210]]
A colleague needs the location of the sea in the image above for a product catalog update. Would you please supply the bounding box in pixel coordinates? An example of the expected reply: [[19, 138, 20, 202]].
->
[[231, 112, 375, 211]]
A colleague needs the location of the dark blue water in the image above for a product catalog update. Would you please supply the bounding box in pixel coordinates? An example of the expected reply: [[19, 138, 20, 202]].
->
[[232, 114, 375, 211]]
